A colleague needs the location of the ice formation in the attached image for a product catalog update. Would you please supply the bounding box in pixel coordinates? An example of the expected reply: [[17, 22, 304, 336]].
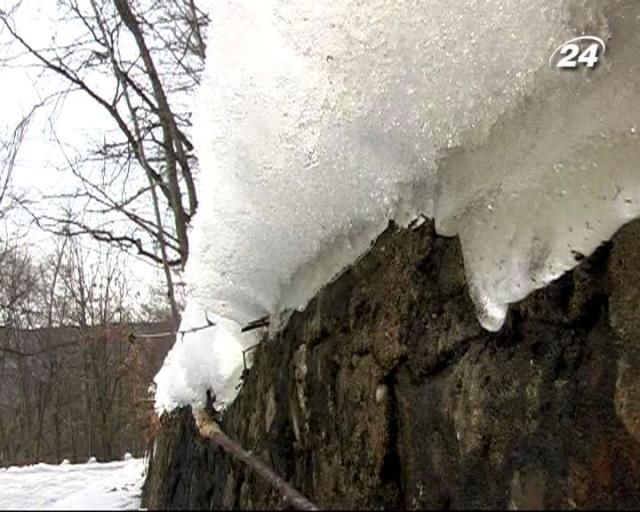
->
[[154, 0, 640, 412], [154, 304, 255, 411]]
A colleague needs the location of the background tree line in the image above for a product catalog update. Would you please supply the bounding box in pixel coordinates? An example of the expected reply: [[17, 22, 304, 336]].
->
[[0, 236, 174, 465]]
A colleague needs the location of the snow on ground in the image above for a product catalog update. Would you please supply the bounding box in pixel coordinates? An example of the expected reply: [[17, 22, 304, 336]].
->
[[0, 458, 145, 510], [155, 0, 640, 414]]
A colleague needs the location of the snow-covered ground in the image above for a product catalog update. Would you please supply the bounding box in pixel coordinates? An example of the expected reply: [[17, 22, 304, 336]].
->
[[0, 458, 145, 510]]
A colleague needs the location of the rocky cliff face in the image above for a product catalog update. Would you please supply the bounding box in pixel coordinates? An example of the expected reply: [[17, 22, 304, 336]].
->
[[143, 218, 640, 509]]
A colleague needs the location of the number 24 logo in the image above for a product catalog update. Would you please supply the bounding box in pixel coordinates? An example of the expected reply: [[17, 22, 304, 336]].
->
[[549, 36, 606, 69]]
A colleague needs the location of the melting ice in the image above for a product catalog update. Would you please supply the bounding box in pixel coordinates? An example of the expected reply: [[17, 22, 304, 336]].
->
[[154, 0, 640, 412]]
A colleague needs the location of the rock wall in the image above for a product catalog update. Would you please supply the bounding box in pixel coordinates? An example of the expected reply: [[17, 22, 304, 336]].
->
[[143, 218, 640, 509]]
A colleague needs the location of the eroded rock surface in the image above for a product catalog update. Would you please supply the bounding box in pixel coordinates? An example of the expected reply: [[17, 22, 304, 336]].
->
[[143, 219, 640, 509]]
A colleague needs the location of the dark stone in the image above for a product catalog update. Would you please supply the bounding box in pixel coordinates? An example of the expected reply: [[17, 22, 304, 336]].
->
[[143, 218, 640, 509]]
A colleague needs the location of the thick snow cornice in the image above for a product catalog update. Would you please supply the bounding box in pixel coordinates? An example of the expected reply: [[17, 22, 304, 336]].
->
[[155, 0, 640, 412]]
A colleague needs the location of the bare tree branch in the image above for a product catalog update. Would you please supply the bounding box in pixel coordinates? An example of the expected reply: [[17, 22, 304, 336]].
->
[[194, 410, 319, 511], [0, 0, 209, 305]]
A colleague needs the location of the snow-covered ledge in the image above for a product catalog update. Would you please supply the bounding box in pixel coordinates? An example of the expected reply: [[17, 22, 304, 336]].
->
[[155, 0, 640, 413]]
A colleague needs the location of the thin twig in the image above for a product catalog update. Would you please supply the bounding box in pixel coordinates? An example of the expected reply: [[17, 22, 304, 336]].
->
[[241, 315, 270, 332], [132, 318, 216, 341], [194, 410, 319, 511], [178, 322, 216, 336], [130, 331, 174, 340]]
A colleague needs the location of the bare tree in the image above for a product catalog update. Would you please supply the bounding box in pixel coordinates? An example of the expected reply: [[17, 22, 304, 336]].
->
[[0, 108, 31, 220], [0, 0, 209, 326]]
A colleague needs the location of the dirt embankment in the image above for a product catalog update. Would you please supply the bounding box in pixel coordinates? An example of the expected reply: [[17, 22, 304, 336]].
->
[[143, 218, 640, 509]]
